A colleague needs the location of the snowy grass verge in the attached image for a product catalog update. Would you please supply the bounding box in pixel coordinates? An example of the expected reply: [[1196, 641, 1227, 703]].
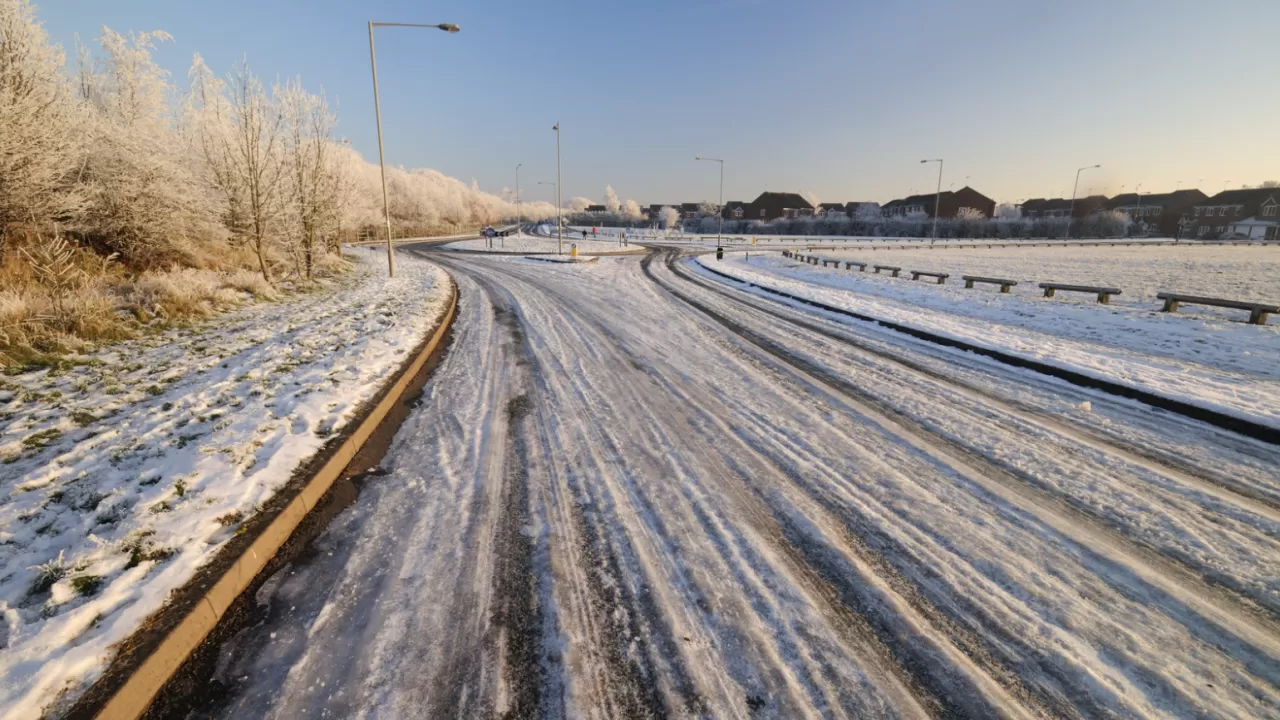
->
[[0, 246, 451, 719], [695, 252, 1280, 430]]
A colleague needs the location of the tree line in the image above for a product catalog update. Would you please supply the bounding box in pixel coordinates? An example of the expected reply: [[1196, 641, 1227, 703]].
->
[[0, 0, 556, 283]]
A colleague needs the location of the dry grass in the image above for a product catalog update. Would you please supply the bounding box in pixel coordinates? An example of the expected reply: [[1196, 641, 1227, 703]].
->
[[0, 232, 350, 369]]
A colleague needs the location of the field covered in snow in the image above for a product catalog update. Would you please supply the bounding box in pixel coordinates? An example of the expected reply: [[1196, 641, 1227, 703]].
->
[[0, 247, 451, 718], [698, 248, 1280, 429], [444, 232, 638, 255], [819, 242, 1280, 305]]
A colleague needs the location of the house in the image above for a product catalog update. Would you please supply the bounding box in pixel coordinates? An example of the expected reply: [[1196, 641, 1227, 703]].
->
[[720, 201, 748, 220], [818, 202, 849, 218], [1190, 188, 1280, 239], [1020, 195, 1107, 219], [585, 204, 606, 214], [680, 202, 702, 219], [1106, 189, 1206, 236], [880, 194, 931, 218], [881, 186, 996, 219], [744, 192, 815, 221]]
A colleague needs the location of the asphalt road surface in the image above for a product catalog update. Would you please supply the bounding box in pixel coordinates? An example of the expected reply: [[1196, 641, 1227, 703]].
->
[[199, 248, 1280, 719]]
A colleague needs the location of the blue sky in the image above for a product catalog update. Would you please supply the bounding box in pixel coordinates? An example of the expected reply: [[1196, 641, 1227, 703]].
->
[[39, 0, 1280, 207]]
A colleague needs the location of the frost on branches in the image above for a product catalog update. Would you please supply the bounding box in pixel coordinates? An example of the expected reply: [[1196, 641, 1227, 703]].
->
[[0, 0, 558, 279]]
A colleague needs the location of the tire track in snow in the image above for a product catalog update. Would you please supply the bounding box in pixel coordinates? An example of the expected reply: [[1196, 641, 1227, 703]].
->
[[678, 254, 1280, 518], [667, 254, 1280, 620], [455, 263, 682, 719], [210, 248, 1279, 718], [470, 257, 1015, 719], [645, 251, 1280, 683]]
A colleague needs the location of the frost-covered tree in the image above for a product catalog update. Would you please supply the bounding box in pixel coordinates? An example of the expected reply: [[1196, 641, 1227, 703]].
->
[[995, 203, 1021, 219], [956, 207, 987, 221], [278, 79, 337, 281], [226, 60, 285, 281], [186, 54, 248, 241], [603, 184, 620, 214], [622, 199, 641, 219], [698, 200, 718, 216], [567, 196, 591, 212], [854, 203, 881, 221], [76, 27, 220, 264], [658, 205, 679, 229], [0, 0, 84, 238]]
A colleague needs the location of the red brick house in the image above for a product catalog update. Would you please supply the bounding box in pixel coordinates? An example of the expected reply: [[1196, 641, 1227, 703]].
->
[[1188, 188, 1280, 239], [1021, 195, 1107, 219], [1106, 189, 1206, 237], [744, 192, 815, 221], [881, 186, 995, 219]]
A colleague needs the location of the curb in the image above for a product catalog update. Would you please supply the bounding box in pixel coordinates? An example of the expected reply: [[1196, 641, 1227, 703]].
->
[[693, 261, 1280, 446], [90, 280, 460, 720]]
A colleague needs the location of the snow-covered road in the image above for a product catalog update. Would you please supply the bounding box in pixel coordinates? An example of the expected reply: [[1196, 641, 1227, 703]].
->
[[203, 248, 1280, 719]]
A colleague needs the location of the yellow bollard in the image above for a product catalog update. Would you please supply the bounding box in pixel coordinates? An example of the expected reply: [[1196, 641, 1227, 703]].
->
[[752, 236, 757, 245], [570, 243, 578, 259]]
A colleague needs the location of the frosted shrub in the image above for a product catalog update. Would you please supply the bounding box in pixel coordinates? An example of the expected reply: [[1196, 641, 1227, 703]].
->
[[223, 269, 278, 300]]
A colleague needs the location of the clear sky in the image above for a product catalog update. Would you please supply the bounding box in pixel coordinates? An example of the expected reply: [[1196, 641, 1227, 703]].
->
[[38, 0, 1280, 207]]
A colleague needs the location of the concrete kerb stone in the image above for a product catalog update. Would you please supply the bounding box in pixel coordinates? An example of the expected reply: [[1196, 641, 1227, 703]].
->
[[92, 279, 461, 720]]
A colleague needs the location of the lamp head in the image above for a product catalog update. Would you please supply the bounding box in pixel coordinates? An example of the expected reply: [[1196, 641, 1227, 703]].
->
[[438, 24, 460, 33]]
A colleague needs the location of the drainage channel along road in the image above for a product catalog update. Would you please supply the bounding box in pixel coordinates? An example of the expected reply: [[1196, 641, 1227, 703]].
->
[[173, 248, 1280, 720]]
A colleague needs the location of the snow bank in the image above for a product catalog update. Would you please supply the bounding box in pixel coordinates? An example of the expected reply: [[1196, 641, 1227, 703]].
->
[[0, 247, 451, 719], [696, 251, 1280, 430]]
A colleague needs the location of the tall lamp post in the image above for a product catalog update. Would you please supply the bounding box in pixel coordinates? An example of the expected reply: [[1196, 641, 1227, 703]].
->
[[695, 155, 724, 247], [920, 158, 943, 245], [1065, 164, 1100, 239], [552, 122, 562, 254], [1133, 183, 1143, 236], [368, 21, 460, 277], [515, 163, 522, 231]]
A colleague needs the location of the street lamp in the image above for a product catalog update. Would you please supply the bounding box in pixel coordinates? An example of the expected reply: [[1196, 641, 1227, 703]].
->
[[1065, 164, 1100, 239], [695, 155, 724, 247], [920, 158, 943, 245], [552, 123, 562, 254], [368, 21, 460, 277], [1130, 183, 1145, 237]]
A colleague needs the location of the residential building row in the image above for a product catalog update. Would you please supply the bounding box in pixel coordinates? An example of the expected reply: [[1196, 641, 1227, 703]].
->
[[588, 186, 1280, 239]]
